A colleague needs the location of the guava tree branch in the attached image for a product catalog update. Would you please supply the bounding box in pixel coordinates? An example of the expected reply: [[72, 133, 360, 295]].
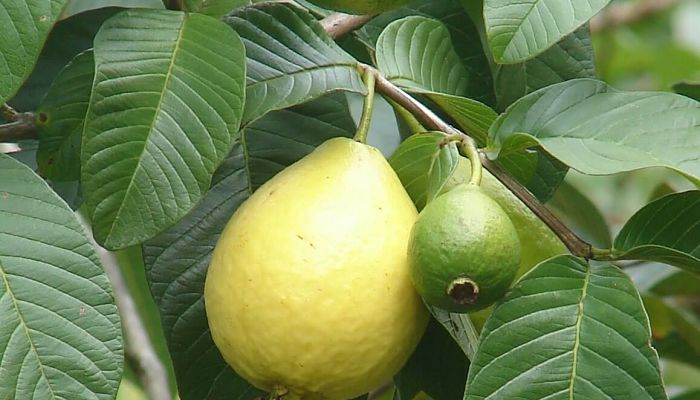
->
[[321, 13, 375, 39], [98, 248, 173, 400], [364, 66, 594, 259], [0, 104, 37, 143], [77, 212, 173, 400]]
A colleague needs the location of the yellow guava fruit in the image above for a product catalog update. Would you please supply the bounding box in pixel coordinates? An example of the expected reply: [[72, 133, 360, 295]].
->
[[306, 0, 410, 15], [204, 137, 429, 400]]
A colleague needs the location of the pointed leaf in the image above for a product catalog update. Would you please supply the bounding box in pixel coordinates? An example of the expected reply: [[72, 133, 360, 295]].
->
[[489, 79, 700, 181], [614, 191, 700, 274], [36, 50, 94, 181], [224, 3, 365, 126], [484, 0, 610, 63], [466, 255, 666, 400], [375, 16, 496, 144], [142, 94, 355, 400], [0, 155, 122, 400], [81, 9, 246, 250], [0, 0, 68, 103], [388, 133, 456, 211]]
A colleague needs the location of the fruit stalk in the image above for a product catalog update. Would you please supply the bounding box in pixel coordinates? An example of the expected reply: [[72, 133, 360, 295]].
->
[[354, 68, 377, 144], [457, 137, 482, 186]]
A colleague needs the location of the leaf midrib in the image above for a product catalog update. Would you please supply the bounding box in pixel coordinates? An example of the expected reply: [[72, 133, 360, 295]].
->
[[568, 266, 591, 399], [0, 260, 57, 400], [105, 13, 188, 246]]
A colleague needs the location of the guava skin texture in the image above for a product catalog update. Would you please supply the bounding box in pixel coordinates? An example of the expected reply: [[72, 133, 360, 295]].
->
[[204, 137, 429, 400], [306, 0, 410, 14], [408, 184, 521, 313]]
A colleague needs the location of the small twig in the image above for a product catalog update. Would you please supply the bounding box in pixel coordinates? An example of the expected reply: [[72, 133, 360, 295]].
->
[[321, 13, 375, 40], [590, 0, 679, 33], [365, 65, 594, 258], [77, 215, 173, 400], [0, 112, 38, 142]]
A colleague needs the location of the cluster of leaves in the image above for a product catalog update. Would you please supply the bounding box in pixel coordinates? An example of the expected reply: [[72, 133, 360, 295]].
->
[[1, 0, 699, 399]]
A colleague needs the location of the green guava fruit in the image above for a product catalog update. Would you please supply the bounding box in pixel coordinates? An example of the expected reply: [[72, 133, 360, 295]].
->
[[408, 184, 521, 313]]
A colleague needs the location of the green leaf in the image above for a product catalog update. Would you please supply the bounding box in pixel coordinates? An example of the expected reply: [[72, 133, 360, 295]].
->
[[59, 0, 164, 19], [671, 389, 700, 400], [613, 191, 700, 274], [0, 0, 68, 103], [388, 133, 456, 211], [9, 7, 117, 112], [494, 25, 596, 110], [465, 255, 667, 400], [142, 94, 356, 400], [375, 16, 497, 145], [484, 0, 610, 64], [224, 3, 365, 126], [356, 0, 495, 106], [673, 81, 700, 102], [548, 180, 612, 248], [81, 9, 246, 250], [489, 79, 700, 181], [0, 154, 122, 399], [641, 294, 700, 368], [394, 318, 469, 400], [428, 307, 479, 361], [628, 263, 700, 297], [36, 50, 94, 181], [183, 0, 248, 16]]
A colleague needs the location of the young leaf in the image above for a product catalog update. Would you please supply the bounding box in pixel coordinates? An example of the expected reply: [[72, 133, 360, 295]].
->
[[388, 133, 458, 211], [465, 255, 667, 400], [224, 3, 365, 126], [36, 50, 94, 181], [0, 0, 68, 103], [81, 9, 246, 250], [375, 16, 496, 144], [484, 0, 610, 64], [489, 79, 700, 182], [0, 155, 122, 400], [142, 94, 356, 400], [613, 191, 700, 274]]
